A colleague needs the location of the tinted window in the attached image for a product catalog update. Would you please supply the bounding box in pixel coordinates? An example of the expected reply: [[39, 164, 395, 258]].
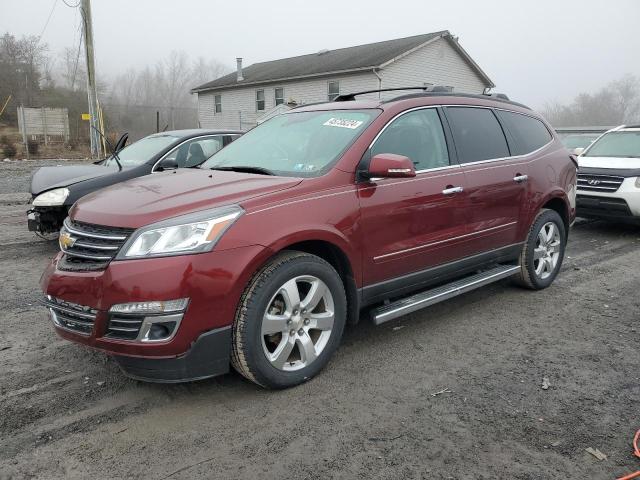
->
[[371, 109, 449, 170], [446, 107, 509, 163], [496, 110, 552, 155]]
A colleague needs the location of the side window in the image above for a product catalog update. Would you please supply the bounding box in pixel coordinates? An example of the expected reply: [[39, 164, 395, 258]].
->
[[274, 87, 284, 106], [256, 89, 265, 111], [162, 137, 224, 168], [495, 110, 552, 155], [328, 81, 340, 101], [371, 109, 449, 170], [445, 107, 510, 163]]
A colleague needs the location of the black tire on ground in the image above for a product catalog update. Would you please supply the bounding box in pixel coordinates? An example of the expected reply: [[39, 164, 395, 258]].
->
[[515, 208, 567, 290], [231, 251, 347, 389]]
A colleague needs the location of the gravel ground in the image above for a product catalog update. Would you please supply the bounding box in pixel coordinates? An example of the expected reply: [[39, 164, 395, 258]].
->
[[0, 160, 639, 479]]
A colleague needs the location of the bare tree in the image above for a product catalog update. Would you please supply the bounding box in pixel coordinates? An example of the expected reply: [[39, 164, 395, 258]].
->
[[543, 74, 640, 126], [191, 56, 229, 88]]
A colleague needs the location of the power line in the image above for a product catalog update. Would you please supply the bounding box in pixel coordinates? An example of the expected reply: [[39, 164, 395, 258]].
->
[[37, 0, 58, 42], [70, 24, 83, 90]]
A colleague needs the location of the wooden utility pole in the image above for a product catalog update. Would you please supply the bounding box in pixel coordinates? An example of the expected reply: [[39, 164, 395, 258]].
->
[[80, 0, 102, 158]]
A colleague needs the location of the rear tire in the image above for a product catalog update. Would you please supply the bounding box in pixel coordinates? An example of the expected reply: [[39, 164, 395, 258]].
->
[[231, 251, 346, 389], [515, 209, 566, 290]]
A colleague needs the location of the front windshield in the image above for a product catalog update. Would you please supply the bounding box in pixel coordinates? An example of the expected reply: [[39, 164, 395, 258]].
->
[[104, 134, 180, 167], [201, 109, 379, 176], [562, 134, 599, 149], [584, 131, 640, 158]]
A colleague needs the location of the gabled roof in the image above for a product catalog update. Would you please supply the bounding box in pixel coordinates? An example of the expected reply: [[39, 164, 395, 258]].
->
[[191, 31, 494, 93]]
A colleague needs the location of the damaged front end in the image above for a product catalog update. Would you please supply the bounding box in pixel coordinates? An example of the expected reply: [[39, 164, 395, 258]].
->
[[27, 206, 68, 234]]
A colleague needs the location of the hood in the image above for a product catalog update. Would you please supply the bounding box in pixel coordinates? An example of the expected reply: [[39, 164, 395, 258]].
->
[[71, 168, 302, 228], [31, 164, 119, 195], [578, 156, 640, 170]]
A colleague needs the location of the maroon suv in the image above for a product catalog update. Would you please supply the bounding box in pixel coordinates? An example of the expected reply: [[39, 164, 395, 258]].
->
[[40, 90, 577, 388]]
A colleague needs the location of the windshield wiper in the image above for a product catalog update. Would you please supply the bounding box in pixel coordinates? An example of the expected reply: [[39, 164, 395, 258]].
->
[[210, 166, 275, 176], [90, 125, 123, 171]]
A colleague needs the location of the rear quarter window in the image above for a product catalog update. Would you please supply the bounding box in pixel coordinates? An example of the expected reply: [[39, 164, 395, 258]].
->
[[445, 107, 510, 163], [495, 110, 552, 155]]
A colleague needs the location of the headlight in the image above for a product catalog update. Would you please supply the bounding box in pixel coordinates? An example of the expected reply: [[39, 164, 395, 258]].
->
[[635, 177, 640, 189], [33, 188, 70, 207], [117, 205, 243, 259]]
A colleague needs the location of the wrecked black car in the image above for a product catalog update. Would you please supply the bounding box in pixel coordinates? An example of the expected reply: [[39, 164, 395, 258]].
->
[[28, 129, 242, 234]]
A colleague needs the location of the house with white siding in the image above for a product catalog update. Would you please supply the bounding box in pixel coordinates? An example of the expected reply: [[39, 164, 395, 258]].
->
[[191, 31, 494, 131]]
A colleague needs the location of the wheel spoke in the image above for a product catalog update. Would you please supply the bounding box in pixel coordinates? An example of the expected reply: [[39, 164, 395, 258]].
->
[[270, 335, 295, 369], [544, 257, 553, 274], [279, 279, 301, 310], [296, 332, 317, 365], [533, 246, 545, 261], [300, 279, 327, 312], [309, 311, 334, 331], [545, 223, 556, 244], [534, 258, 544, 275], [262, 313, 289, 335]]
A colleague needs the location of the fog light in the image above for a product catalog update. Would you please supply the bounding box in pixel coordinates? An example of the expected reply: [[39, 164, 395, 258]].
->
[[148, 322, 176, 340], [109, 298, 189, 315]]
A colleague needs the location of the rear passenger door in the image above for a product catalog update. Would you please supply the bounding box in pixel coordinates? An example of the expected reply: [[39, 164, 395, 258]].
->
[[443, 106, 527, 253]]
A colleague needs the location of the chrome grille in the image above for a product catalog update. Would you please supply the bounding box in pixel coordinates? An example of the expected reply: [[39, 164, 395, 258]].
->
[[43, 296, 97, 336], [59, 218, 134, 271], [106, 315, 144, 340], [577, 174, 624, 192]]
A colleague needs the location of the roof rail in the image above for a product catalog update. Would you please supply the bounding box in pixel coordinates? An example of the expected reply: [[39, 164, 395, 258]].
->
[[382, 91, 531, 110], [485, 92, 510, 100], [333, 86, 529, 110], [333, 86, 433, 102]]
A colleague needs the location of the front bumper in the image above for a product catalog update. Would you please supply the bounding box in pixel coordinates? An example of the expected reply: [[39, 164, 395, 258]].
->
[[40, 244, 268, 379], [114, 326, 232, 382], [576, 177, 640, 222], [27, 206, 67, 234]]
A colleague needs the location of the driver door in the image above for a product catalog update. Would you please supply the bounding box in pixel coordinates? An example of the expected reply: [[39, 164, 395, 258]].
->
[[357, 107, 472, 294]]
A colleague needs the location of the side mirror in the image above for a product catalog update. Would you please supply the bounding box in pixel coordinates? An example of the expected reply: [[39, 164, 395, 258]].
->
[[572, 147, 585, 156], [157, 158, 178, 171], [366, 153, 416, 179]]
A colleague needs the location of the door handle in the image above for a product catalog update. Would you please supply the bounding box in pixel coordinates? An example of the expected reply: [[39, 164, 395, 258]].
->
[[513, 174, 528, 183], [442, 186, 464, 195]]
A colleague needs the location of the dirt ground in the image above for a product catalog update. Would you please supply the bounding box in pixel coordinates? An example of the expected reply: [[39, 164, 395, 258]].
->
[[0, 160, 639, 480]]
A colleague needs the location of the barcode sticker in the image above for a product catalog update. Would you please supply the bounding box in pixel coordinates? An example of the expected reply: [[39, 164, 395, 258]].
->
[[323, 118, 364, 129]]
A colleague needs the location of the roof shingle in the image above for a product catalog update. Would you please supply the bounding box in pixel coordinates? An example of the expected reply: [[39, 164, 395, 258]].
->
[[192, 31, 450, 92]]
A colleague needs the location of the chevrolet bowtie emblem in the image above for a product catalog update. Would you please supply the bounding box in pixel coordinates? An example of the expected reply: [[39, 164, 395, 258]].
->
[[59, 231, 77, 249]]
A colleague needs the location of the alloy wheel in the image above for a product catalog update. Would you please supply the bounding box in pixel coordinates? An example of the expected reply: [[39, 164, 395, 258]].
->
[[533, 221, 561, 280], [261, 275, 335, 371]]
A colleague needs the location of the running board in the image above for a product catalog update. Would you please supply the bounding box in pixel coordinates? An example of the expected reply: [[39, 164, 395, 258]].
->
[[371, 264, 520, 325]]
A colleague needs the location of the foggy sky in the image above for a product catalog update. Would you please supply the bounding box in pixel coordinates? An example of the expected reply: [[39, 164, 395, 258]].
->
[[2, 0, 639, 109]]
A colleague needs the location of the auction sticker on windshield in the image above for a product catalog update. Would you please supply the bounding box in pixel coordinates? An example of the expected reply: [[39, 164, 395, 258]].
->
[[323, 118, 364, 129]]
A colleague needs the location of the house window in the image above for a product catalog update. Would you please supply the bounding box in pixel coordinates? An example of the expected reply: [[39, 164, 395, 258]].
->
[[328, 81, 340, 101], [214, 94, 222, 113], [274, 87, 284, 106], [256, 89, 265, 111]]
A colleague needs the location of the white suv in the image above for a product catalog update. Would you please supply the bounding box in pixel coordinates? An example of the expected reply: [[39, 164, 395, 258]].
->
[[576, 125, 640, 224]]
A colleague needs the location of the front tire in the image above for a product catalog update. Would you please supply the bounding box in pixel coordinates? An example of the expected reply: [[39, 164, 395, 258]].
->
[[515, 208, 567, 290], [231, 251, 347, 389]]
